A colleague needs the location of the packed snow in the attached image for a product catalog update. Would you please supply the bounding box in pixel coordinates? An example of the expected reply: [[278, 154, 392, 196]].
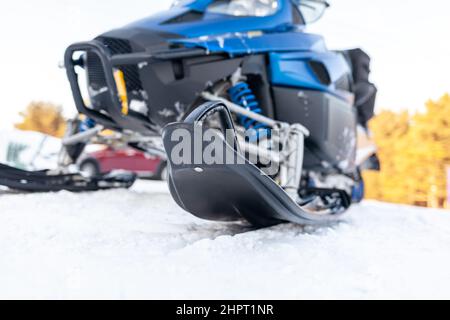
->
[[1, 180, 450, 299]]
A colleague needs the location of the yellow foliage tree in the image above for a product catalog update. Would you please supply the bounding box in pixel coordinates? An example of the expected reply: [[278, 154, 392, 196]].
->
[[363, 110, 410, 203], [15, 101, 67, 138], [364, 94, 450, 208]]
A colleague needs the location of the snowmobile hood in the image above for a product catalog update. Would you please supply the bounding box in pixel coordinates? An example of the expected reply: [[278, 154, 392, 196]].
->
[[96, 0, 329, 56], [124, 0, 297, 38], [169, 31, 327, 56]]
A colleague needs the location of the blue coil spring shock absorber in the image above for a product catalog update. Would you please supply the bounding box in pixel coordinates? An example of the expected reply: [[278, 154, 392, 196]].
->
[[228, 82, 269, 140]]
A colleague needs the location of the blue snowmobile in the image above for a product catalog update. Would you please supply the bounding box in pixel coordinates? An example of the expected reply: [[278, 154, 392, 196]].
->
[[61, 0, 378, 226]]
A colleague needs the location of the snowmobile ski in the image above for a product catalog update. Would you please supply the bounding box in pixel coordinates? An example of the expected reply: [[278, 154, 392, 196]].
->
[[0, 163, 136, 193], [163, 102, 350, 227]]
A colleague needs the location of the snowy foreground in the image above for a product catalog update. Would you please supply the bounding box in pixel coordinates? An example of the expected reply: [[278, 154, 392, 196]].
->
[[1, 180, 450, 300]]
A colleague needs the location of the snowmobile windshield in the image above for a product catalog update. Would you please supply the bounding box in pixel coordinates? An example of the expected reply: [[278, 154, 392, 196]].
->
[[206, 0, 279, 17], [173, 0, 280, 17], [292, 0, 329, 24]]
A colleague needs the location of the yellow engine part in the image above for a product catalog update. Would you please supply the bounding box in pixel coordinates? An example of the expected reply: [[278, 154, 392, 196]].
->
[[100, 129, 115, 136], [113, 69, 129, 115]]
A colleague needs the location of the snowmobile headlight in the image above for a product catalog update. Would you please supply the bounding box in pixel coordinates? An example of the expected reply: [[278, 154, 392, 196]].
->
[[113, 69, 129, 115]]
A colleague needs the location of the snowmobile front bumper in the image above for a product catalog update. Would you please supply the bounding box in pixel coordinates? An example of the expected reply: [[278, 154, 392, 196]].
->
[[162, 102, 349, 227], [65, 41, 207, 135], [65, 40, 154, 134]]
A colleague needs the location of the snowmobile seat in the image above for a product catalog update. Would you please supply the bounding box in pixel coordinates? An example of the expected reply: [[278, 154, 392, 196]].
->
[[162, 101, 348, 227]]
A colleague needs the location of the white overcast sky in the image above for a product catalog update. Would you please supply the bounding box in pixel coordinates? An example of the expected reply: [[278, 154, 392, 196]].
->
[[0, 0, 449, 128]]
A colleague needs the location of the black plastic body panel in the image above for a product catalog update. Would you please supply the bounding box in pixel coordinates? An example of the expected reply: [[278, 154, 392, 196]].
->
[[139, 55, 243, 128], [99, 28, 183, 53], [272, 87, 356, 172]]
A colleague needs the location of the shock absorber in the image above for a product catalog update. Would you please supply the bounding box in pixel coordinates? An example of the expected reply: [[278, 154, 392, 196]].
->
[[228, 81, 269, 140]]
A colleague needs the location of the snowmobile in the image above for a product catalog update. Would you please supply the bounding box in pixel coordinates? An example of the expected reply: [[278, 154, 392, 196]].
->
[[0, 119, 138, 193], [4, 0, 379, 226]]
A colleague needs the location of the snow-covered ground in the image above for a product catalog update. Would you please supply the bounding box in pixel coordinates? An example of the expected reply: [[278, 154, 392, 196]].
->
[[1, 180, 450, 300]]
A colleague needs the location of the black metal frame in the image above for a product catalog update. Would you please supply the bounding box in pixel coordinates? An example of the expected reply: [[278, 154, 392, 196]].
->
[[64, 40, 208, 135]]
